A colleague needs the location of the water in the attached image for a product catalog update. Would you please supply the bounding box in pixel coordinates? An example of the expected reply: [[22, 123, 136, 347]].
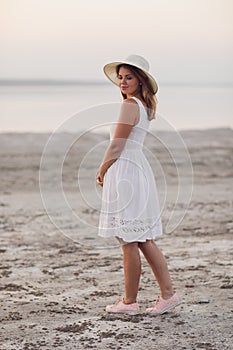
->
[[0, 83, 232, 132]]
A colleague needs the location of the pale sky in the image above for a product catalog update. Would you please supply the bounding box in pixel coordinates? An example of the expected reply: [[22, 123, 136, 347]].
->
[[0, 0, 232, 83]]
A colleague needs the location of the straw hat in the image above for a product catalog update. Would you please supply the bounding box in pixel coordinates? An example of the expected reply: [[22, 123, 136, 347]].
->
[[103, 54, 158, 94]]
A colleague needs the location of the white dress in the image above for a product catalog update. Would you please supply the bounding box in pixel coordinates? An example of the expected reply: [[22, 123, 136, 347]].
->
[[98, 97, 162, 242]]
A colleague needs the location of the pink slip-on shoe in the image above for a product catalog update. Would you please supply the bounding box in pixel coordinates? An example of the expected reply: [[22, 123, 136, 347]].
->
[[106, 298, 140, 315], [146, 293, 181, 315]]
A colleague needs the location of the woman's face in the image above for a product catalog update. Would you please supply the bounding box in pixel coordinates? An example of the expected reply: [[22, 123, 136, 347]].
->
[[117, 66, 140, 97]]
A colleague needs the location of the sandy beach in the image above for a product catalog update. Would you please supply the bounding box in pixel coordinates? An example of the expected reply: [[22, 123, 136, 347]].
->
[[0, 128, 232, 350]]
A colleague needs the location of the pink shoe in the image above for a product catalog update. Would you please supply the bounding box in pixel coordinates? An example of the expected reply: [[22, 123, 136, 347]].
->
[[146, 293, 181, 315], [106, 298, 140, 315]]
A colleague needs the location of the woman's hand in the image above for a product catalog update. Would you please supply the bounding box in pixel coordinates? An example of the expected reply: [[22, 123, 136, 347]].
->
[[96, 171, 104, 187]]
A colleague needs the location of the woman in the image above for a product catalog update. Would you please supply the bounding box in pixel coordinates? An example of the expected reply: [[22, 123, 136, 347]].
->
[[96, 55, 180, 315]]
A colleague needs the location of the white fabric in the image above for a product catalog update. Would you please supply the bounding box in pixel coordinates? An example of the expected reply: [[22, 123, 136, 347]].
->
[[98, 97, 162, 242]]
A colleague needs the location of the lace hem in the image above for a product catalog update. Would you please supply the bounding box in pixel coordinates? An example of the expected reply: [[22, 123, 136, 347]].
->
[[109, 216, 161, 234]]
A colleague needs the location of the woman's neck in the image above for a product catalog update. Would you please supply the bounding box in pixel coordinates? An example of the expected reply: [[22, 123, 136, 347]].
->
[[126, 94, 146, 107], [127, 93, 142, 100]]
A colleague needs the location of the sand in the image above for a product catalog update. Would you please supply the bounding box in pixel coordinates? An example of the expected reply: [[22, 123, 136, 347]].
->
[[0, 128, 232, 350]]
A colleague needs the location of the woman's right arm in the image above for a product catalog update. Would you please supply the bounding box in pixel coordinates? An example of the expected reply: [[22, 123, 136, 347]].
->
[[96, 99, 139, 186]]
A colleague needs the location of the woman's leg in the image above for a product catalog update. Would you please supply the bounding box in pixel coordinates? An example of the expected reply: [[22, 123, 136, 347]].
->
[[121, 241, 141, 304], [139, 240, 174, 299]]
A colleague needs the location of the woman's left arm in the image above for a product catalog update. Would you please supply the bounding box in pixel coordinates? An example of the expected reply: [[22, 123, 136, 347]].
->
[[96, 99, 139, 186]]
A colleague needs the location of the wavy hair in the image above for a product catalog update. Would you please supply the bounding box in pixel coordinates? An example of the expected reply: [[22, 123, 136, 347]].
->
[[116, 64, 157, 120]]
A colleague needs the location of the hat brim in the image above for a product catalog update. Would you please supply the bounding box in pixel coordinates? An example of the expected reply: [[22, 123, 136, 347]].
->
[[103, 61, 158, 94]]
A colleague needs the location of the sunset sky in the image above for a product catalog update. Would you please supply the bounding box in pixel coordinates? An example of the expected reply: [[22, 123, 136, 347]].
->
[[0, 0, 232, 83]]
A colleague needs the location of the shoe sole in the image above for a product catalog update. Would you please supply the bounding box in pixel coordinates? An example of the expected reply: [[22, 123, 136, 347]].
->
[[146, 300, 182, 316], [106, 311, 140, 315]]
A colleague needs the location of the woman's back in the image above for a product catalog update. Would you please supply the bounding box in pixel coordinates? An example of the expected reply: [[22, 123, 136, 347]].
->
[[110, 97, 150, 153]]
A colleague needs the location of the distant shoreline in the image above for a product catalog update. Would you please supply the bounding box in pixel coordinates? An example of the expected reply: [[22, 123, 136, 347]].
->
[[0, 79, 108, 86], [0, 79, 232, 88], [0, 127, 232, 135]]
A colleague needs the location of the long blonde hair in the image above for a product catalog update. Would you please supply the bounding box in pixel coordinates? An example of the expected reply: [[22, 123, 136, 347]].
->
[[116, 64, 157, 120]]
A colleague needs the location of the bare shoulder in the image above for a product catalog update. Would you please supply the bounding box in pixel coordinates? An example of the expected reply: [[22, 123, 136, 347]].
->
[[119, 98, 139, 125], [121, 98, 139, 112], [122, 98, 138, 105]]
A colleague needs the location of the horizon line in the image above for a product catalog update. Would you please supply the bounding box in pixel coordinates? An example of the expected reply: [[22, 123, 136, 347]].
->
[[0, 78, 232, 88], [0, 126, 232, 135]]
